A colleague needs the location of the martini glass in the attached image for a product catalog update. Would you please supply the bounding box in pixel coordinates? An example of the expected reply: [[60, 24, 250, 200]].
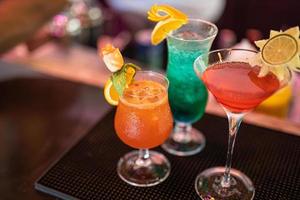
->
[[162, 19, 218, 156], [194, 49, 291, 199]]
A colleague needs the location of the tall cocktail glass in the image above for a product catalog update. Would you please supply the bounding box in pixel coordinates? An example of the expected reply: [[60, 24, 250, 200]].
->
[[162, 19, 218, 156], [115, 71, 173, 187], [194, 49, 291, 199]]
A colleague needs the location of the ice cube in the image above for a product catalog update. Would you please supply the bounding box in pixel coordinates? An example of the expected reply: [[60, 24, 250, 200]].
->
[[147, 95, 160, 103]]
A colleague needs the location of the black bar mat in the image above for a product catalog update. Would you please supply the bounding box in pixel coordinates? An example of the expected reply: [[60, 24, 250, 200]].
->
[[35, 110, 300, 200]]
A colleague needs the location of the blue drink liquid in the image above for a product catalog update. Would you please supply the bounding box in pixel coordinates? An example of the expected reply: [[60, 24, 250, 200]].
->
[[167, 41, 209, 123], [162, 19, 217, 156]]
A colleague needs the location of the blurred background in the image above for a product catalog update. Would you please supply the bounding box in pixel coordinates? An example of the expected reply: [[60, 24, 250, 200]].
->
[[0, 0, 300, 121]]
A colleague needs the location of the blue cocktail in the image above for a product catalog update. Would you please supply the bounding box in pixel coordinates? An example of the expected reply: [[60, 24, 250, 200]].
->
[[162, 19, 218, 156]]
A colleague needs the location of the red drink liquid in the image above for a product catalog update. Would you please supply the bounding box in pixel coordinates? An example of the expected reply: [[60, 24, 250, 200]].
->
[[202, 62, 280, 113]]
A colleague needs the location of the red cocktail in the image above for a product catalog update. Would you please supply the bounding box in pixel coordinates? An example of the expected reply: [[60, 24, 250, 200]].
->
[[202, 62, 280, 113], [194, 49, 291, 200]]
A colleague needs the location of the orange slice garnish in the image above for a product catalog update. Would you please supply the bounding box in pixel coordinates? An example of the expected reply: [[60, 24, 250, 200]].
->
[[147, 4, 188, 45], [104, 79, 119, 106], [100, 43, 141, 106], [103, 65, 138, 106], [147, 4, 187, 22]]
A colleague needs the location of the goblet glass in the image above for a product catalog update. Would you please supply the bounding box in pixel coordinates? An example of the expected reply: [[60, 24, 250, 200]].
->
[[115, 71, 173, 187]]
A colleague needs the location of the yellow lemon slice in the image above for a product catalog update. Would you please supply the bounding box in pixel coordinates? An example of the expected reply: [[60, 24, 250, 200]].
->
[[261, 34, 298, 65], [148, 4, 188, 45], [104, 79, 119, 106]]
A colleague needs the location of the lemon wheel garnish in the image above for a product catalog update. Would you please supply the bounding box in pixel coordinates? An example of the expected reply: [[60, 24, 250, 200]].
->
[[104, 79, 119, 106], [147, 4, 188, 45], [261, 34, 298, 65], [253, 26, 300, 81]]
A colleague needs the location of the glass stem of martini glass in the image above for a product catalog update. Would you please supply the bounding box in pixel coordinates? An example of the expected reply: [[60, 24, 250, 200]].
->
[[221, 111, 244, 188]]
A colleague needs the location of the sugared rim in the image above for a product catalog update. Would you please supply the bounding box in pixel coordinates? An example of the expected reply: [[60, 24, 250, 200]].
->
[[208, 48, 259, 55], [194, 48, 259, 69], [194, 48, 258, 73], [194, 48, 292, 85], [167, 18, 218, 42]]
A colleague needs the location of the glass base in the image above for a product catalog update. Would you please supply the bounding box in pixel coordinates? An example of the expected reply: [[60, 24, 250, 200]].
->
[[195, 167, 255, 200], [162, 124, 205, 156], [117, 150, 170, 187]]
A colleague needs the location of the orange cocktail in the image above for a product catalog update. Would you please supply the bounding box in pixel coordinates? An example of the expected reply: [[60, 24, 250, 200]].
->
[[114, 71, 173, 187], [115, 79, 173, 149]]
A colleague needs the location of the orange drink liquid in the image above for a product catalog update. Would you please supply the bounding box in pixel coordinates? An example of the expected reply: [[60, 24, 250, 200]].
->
[[115, 79, 173, 149]]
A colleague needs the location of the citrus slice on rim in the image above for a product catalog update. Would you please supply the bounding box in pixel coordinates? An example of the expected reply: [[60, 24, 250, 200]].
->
[[104, 79, 119, 106], [147, 4, 187, 22], [261, 34, 298, 65], [147, 4, 188, 45], [104, 65, 138, 106], [151, 17, 186, 45], [125, 66, 136, 84]]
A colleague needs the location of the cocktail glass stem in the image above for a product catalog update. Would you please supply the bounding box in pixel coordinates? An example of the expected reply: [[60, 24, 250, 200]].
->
[[174, 122, 192, 143], [136, 149, 151, 166], [139, 149, 150, 159], [221, 111, 244, 188], [163, 121, 206, 156]]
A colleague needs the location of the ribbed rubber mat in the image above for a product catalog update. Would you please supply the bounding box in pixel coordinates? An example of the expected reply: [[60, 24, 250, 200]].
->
[[35, 110, 300, 200]]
